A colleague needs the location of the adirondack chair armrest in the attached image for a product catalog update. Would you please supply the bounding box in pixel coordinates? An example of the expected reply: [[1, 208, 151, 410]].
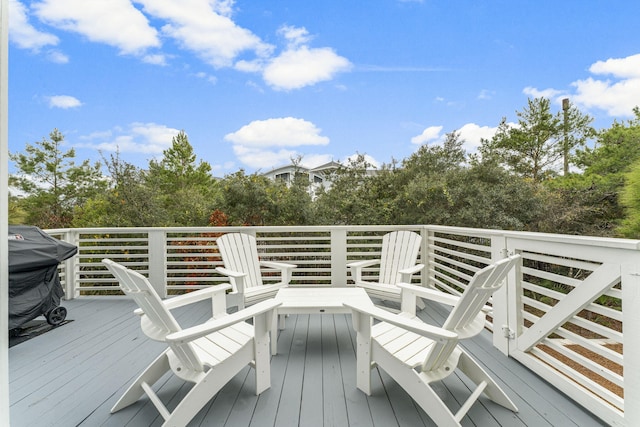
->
[[260, 260, 297, 270], [215, 266, 246, 279], [166, 299, 282, 344], [398, 263, 425, 282], [346, 259, 379, 269], [347, 259, 380, 283], [132, 284, 233, 316], [260, 260, 297, 284], [398, 282, 460, 306], [215, 266, 247, 293], [162, 284, 232, 311], [344, 302, 457, 343]]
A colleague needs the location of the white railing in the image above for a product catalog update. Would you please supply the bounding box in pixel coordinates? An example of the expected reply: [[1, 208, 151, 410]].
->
[[47, 225, 640, 427]]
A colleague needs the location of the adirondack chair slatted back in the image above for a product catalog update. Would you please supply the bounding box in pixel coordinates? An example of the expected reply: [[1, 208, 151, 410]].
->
[[423, 254, 521, 372], [102, 259, 204, 373], [217, 233, 263, 289], [378, 231, 422, 284], [442, 255, 520, 334]]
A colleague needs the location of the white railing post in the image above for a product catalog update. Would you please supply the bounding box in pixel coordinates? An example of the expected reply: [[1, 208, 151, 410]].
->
[[63, 229, 79, 300], [331, 228, 348, 286], [622, 262, 640, 426], [490, 235, 511, 355], [148, 229, 167, 297], [420, 226, 431, 287]]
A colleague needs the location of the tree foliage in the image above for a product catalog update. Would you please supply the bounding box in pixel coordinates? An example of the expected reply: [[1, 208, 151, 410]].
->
[[619, 159, 640, 238], [10, 129, 106, 228], [313, 154, 377, 225], [560, 107, 640, 237], [216, 170, 274, 226], [8, 102, 640, 240], [72, 152, 168, 227], [486, 97, 594, 181], [146, 131, 217, 226]]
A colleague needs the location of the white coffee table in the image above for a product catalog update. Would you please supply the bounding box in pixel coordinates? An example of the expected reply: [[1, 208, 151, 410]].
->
[[271, 287, 373, 355]]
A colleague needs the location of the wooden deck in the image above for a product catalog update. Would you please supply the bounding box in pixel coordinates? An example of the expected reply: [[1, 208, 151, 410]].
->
[[9, 296, 607, 427]]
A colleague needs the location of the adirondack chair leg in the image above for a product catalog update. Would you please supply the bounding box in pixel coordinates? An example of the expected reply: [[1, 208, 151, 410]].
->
[[382, 358, 461, 427], [416, 297, 425, 310], [112, 350, 171, 413], [165, 347, 255, 427], [271, 311, 279, 355], [457, 349, 518, 411], [254, 312, 272, 394], [352, 311, 372, 395]]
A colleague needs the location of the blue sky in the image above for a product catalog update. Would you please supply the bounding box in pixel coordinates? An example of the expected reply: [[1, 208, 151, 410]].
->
[[7, 0, 640, 176]]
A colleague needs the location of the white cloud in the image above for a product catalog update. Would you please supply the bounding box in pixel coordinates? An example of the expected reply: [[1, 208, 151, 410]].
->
[[523, 86, 564, 100], [48, 95, 82, 109], [260, 25, 352, 90], [9, 0, 59, 50], [589, 54, 640, 79], [211, 160, 236, 175], [33, 0, 160, 55], [233, 145, 299, 169], [224, 117, 331, 169], [411, 123, 508, 152], [523, 54, 640, 118], [457, 123, 501, 151], [345, 153, 380, 168], [78, 122, 180, 154], [301, 154, 335, 168], [136, 0, 272, 68], [195, 71, 218, 85], [279, 25, 313, 48], [570, 53, 640, 117], [13, 1, 349, 90], [410, 125, 443, 145], [263, 46, 352, 90], [142, 53, 168, 66], [477, 89, 495, 100], [235, 59, 264, 73], [46, 50, 69, 63], [224, 117, 329, 147]]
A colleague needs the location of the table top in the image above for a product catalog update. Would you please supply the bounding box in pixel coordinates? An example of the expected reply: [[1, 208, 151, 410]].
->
[[275, 287, 372, 310]]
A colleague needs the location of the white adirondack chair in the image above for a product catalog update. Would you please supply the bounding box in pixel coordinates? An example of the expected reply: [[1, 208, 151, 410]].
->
[[102, 259, 280, 427], [345, 254, 521, 427], [347, 230, 425, 309], [216, 232, 296, 309]]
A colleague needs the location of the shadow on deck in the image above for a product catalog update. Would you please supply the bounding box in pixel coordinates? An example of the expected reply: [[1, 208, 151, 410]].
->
[[9, 296, 606, 426]]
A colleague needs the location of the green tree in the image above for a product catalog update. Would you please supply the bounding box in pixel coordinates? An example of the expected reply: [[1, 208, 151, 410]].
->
[[576, 107, 640, 186], [265, 161, 315, 225], [443, 160, 544, 230], [10, 128, 106, 228], [389, 131, 466, 224], [619, 159, 640, 238], [562, 107, 640, 236], [8, 192, 28, 225], [217, 170, 275, 225], [146, 131, 217, 225], [313, 154, 376, 224], [72, 152, 168, 227], [486, 98, 594, 182], [540, 174, 620, 236]]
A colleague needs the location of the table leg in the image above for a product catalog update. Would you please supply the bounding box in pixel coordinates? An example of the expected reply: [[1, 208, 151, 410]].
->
[[271, 313, 288, 355]]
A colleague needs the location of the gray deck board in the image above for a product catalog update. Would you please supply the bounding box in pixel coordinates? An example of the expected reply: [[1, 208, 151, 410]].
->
[[9, 297, 607, 427]]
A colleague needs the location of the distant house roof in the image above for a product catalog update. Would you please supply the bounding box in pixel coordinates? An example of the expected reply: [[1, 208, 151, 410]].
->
[[264, 161, 341, 175], [310, 161, 342, 173], [265, 164, 301, 176]]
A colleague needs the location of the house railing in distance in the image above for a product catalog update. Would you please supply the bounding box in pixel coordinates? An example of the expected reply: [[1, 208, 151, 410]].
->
[[46, 225, 640, 427]]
